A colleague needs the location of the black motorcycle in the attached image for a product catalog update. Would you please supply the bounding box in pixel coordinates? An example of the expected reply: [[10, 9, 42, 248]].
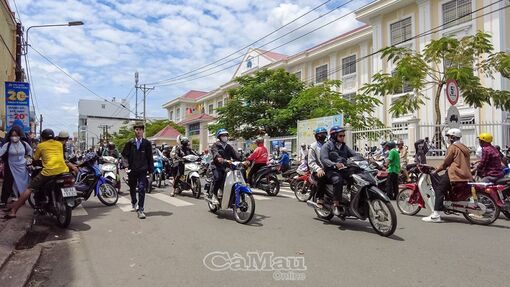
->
[[28, 161, 76, 228], [307, 155, 397, 237], [249, 162, 280, 196]]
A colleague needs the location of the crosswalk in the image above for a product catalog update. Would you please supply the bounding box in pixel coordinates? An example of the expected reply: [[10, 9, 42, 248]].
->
[[73, 186, 297, 216]]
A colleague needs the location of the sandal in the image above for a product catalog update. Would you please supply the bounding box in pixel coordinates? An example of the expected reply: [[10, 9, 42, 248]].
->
[[316, 200, 324, 209]]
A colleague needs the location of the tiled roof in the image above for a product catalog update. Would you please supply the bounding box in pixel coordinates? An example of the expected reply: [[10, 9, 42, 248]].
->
[[150, 125, 181, 140], [255, 49, 288, 61], [178, 113, 216, 125], [181, 90, 209, 100]]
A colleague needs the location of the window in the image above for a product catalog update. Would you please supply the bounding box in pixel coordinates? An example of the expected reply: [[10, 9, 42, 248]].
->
[[442, 0, 472, 29], [101, 104, 106, 109], [208, 104, 214, 114], [391, 70, 413, 94], [342, 55, 356, 76], [169, 111, 174, 121], [217, 101, 223, 109], [294, 71, 302, 80], [315, 65, 328, 83], [188, 123, 200, 136], [176, 108, 181, 122], [390, 17, 412, 45], [343, 93, 356, 102]]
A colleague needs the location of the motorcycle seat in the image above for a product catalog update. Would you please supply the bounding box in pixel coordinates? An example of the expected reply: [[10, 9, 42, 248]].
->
[[74, 183, 89, 192], [495, 177, 510, 185]]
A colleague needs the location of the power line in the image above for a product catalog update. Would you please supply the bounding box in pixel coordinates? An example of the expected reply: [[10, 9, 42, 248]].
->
[[29, 45, 138, 117], [152, 0, 359, 87], [145, 0, 335, 86], [12, 0, 23, 22], [111, 86, 134, 117]]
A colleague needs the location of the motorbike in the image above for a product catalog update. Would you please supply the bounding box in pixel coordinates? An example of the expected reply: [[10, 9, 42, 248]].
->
[[74, 155, 119, 207], [281, 166, 298, 190], [294, 172, 314, 202], [100, 156, 121, 193], [396, 164, 500, 225], [151, 154, 165, 190], [174, 154, 202, 198], [28, 161, 77, 228], [306, 155, 397, 237], [249, 161, 280, 196], [204, 161, 255, 224]]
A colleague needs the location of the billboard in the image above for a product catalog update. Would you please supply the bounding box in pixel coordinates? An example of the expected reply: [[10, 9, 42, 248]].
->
[[297, 114, 343, 146], [5, 82, 30, 134]]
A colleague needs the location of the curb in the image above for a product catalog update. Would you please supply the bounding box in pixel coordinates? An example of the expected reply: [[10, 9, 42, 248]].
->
[[0, 206, 33, 270], [0, 245, 42, 287]]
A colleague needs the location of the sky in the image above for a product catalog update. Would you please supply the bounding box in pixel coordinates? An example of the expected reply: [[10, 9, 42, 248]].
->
[[8, 0, 372, 135]]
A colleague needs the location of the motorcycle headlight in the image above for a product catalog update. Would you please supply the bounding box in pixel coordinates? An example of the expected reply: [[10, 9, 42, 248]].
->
[[352, 174, 371, 187]]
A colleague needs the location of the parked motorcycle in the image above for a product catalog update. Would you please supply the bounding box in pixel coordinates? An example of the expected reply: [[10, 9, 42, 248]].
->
[[100, 156, 121, 193], [306, 155, 397, 237], [396, 164, 500, 225], [28, 161, 76, 228], [74, 155, 119, 207], [204, 161, 255, 224], [174, 154, 202, 198], [249, 162, 280, 196]]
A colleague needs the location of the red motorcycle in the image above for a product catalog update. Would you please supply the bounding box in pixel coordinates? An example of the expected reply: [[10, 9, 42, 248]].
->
[[294, 172, 313, 202], [396, 165, 500, 225]]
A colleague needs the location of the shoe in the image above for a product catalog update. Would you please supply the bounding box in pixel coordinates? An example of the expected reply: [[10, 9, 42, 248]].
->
[[211, 195, 220, 205], [137, 211, 146, 219], [132, 203, 137, 212], [333, 206, 342, 217], [422, 214, 443, 223]]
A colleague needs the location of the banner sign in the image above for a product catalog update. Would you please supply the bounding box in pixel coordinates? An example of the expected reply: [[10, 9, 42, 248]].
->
[[297, 114, 343, 146], [5, 82, 30, 134]]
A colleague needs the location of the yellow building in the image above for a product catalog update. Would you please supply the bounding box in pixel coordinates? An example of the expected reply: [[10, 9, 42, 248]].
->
[[0, 0, 17, 133], [163, 0, 510, 151]]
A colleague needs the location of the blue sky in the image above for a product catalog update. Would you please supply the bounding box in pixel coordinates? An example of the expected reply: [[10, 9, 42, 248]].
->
[[9, 0, 371, 134]]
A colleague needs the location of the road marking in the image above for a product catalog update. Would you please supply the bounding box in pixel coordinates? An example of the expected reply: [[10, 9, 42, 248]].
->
[[117, 196, 134, 212], [252, 194, 271, 201], [73, 205, 88, 216], [147, 193, 194, 207], [278, 192, 295, 199]]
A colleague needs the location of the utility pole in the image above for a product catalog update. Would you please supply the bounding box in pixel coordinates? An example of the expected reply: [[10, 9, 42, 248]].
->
[[15, 23, 23, 81], [39, 114, 43, 135], [135, 72, 139, 118], [139, 84, 154, 126]]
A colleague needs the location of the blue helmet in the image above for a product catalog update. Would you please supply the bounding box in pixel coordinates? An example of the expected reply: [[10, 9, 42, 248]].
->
[[329, 125, 345, 135], [314, 127, 327, 135], [216, 128, 229, 138]]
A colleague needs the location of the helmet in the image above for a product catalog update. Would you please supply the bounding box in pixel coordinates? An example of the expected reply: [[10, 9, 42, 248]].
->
[[108, 142, 116, 149], [385, 141, 396, 149], [478, 132, 493, 143], [446, 128, 462, 138], [380, 140, 387, 146], [41, 129, 55, 140], [329, 126, 345, 141], [83, 152, 97, 163], [313, 127, 327, 135], [57, 131, 69, 139], [216, 128, 228, 138], [255, 137, 264, 144], [180, 136, 189, 146], [397, 139, 404, 146], [238, 148, 243, 152], [281, 147, 288, 152], [301, 143, 306, 147]]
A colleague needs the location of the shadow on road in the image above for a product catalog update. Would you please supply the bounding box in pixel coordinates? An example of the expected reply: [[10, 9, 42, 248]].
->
[[313, 217, 406, 241], [145, 211, 173, 217]]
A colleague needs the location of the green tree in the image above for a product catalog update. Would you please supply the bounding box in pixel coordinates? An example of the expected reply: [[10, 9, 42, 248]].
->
[[111, 120, 184, 151], [362, 31, 510, 144]]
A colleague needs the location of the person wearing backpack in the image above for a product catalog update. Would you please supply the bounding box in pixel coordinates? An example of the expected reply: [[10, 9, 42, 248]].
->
[[0, 125, 32, 208]]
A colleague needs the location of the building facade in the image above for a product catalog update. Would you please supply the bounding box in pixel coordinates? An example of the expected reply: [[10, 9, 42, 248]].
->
[[78, 99, 131, 150], [163, 0, 510, 151], [0, 0, 17, 132]]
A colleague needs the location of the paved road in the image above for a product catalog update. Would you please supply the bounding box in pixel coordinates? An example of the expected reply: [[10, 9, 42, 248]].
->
[[26, 180, 510, 287]]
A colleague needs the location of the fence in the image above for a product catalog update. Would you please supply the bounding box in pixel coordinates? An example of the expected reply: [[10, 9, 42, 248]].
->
[[352, 119, 510, 156]]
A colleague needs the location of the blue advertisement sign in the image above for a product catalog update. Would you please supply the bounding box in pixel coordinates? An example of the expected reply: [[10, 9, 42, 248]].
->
[[5, 82, 30, 134]]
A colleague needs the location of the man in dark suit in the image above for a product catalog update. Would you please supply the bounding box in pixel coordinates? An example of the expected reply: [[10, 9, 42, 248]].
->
[[122, 122, 153, 219]]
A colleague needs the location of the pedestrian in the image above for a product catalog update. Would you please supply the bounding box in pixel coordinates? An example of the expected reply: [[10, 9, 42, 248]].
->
[[121, 122, 154, 219], [414, 139, 429, 164], [0, 125, 32, 208], [397, 139, 410, 182], [384, 141, 400, 199]]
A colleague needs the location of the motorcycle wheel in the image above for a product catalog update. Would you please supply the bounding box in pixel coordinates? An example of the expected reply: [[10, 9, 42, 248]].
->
[[502, 210, 510, 220], [396, 188, 421, 215], [97, 183, 119, 206], [265, 175, 280, 196], [463, 193, 500, 225], [368, 199, 397, 237], [290, 178, 299, 191], [156, 173, 162, 188], [28, 192, 36, 209], [233, 192, 255, 224], [312, 194, 334, 221], [192, 177, 201, 199], [207, 199, 218, 213], [55, 194, 72, 228], [294, 181, 311, 202]]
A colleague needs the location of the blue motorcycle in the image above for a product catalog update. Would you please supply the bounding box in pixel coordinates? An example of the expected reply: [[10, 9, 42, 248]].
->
[[74, 153, 118, 207], [148, 154, 165, 192]]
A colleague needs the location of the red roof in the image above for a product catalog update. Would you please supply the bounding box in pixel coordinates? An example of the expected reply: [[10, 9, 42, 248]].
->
[[150, 125, 182, 139], [178, 113, 216, 125], [180, 90, 208, 100], [255, 49, 288, 61]]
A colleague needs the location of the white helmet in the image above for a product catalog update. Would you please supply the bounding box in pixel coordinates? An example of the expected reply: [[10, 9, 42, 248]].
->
[[446, 128, 462, 138], [281, 147, 288, 152], [475, 146, 482, 159]]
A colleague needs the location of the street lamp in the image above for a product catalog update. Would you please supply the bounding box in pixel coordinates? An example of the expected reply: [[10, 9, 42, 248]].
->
[[23, 21, 84, 54]]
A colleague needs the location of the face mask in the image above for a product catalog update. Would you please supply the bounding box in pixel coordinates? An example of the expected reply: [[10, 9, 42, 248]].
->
[[317, 134, 327, 142], [220, 136, 228, 143], [11, 136, 20, 143]]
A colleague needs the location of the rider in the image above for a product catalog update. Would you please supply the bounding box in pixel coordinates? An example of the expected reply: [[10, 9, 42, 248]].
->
[[244, 137, 268, 186], [279, 147, 291, 172], [171, 135, 197, 196], [210, 129, 240, 204], [476, 133, 504, 182], [320, 126, 356, 217], [299, 143, 308, 163], [3, 129, 71, 219], [423, 128, 472, 223], [102, 142, 120, 158], [308, 127, 328, 209]]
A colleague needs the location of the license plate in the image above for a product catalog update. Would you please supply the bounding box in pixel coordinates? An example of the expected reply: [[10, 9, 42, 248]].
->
[[61, 187, 77, 197]]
